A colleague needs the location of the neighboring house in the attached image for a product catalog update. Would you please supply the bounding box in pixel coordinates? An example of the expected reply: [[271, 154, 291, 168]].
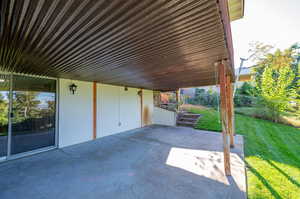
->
[[236, 66, 255, 82], [0, 0, 244, 176], [182, 66, 254, 95]]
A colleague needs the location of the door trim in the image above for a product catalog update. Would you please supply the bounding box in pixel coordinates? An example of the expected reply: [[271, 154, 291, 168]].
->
[[5, 146, 57, 162], [7, 74, 12, 157]]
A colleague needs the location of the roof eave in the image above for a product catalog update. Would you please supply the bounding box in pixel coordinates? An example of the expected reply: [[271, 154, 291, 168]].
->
[[228, 0, 245, 21]]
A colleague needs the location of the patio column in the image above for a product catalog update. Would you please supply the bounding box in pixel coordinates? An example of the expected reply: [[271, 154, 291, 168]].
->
[[226, 75, 235, 147], [218, 61, 231, 176], [176, 89, 180, 111], [139, 89, 144, 127]]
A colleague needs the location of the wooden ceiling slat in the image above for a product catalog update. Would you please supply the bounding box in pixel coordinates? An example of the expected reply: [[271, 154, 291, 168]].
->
[[44, 0, 214, 64], [0, 0, 234, 91], [68, 34, 226, 76], [46, 3, 219, 72], [90, 45, 226, 82]]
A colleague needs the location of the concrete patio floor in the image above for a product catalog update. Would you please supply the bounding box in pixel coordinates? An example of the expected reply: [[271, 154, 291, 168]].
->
[[0, 125, 246, 199]]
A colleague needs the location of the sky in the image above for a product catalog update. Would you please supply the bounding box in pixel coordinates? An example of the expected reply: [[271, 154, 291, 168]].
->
[[231, 0, 300, 68]]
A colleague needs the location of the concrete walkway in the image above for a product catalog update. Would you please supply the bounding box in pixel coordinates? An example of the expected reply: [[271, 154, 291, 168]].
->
[[0, 125, 246, 199]]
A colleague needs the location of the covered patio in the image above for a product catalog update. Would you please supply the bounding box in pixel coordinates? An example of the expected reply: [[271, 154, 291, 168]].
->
[[0, 125, 246, 199], [0, 0, 245, 197]]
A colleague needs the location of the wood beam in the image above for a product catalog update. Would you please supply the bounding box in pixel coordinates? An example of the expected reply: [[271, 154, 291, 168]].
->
[[93, 81, 97, 139], [139, 89, 144, 127], [218, 61, 231, 176], [176, 89, 180, 111], [226, 75, 234, 148]]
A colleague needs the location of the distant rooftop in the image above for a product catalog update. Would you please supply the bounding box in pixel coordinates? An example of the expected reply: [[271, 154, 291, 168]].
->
[[236, 67, 254, 81], [228, 0, 245, 21]]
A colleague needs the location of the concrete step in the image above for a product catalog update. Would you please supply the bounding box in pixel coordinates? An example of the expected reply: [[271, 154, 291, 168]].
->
[[176, 121, 195, 127], [177, 117, 199, 122], [179, 113, 201, 119], [176, 112, 201, 128]]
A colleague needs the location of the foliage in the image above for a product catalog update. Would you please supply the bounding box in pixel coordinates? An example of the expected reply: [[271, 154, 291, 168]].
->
[[248, 41, 274, 63], [236, 82, 257, 96], [12, 91, 41, 123], [188, 106, 300, 199], [0, 91, 56, 135], [187, 88, 219, 108], [234, 94, 257, 107], [260, 65, 297, 121], [0, 92, 8, 126], [248, 43, 300, 121], [188, 83, 258, 108], [251, 46, 300, 122]]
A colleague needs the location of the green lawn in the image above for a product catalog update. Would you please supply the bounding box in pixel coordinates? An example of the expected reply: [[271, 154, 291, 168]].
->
[[188, 107, 300, 199], [234, 107, 300, 128]]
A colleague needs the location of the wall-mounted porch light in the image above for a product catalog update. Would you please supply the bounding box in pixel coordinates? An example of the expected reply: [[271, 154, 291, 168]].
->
[[124, 86, 128, 91], [69, 83, 77, 94], [137, 90, 142, 96]]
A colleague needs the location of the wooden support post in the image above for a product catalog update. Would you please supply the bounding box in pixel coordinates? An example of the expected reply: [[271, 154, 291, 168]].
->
[[139, 89, 143, 127], [92, 81, 97, 139], [176, 89, 180, 111], [218, 61, 231, 176], [226, 75, 234, 148]]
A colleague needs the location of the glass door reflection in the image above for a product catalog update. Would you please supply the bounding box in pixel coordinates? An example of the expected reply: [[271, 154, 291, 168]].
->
[[11, 75, 56, 155], [0, 74, 9, 158]]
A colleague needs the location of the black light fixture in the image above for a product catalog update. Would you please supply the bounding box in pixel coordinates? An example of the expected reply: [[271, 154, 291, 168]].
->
[[124, 86, 128, 91], [69, 83, 77, 94], [137, 90, 142, 96]]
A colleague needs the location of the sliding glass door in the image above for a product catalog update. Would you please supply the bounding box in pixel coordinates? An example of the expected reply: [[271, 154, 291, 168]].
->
[[0, 74, 9, 159], [0, 73, 57, 159]]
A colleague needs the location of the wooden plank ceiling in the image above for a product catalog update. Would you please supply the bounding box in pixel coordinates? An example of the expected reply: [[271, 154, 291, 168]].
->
[[0, 0, 235, 91]]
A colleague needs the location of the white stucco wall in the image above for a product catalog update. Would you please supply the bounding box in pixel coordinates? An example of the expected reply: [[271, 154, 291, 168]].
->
[[58, 80, 154, 146], [97, 83, 142, 138], [119, 87, 141, 132], [58, 79, 93, 147], [97, 84, 120, 138], [153, 107, 177, 126]]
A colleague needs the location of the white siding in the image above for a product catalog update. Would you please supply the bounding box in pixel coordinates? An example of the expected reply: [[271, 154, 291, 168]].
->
[[58, 80, 154, 146], [97, 84, 120, 137], [58, 79, 93, 147], [119, 87, 141, 131], [97, 84, 142, 138], [153, 107, 177, 126]]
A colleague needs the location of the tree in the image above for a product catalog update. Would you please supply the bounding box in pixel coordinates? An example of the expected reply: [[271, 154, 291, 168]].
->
[[252, 43, 299, 90], [253, 46, 299, 122], [236, 82, 257, 96], [13, 91, 40, 122], [0, 92, 8, 126], [290, 43, 300, 112], [260, 65, 296, 121], [248, 41, 274, 63], [195, 88, 205, 97]]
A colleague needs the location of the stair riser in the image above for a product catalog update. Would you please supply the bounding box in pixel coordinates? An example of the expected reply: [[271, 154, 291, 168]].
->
[[177, 123, 195, 127], [176, 112, 201, 128], [178, 118, 199, 122], [180, 116, 200, 119]]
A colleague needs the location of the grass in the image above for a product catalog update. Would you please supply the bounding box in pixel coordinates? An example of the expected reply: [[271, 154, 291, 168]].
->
[[185, 105, 300, 199], [235, 107, 300, 128]]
